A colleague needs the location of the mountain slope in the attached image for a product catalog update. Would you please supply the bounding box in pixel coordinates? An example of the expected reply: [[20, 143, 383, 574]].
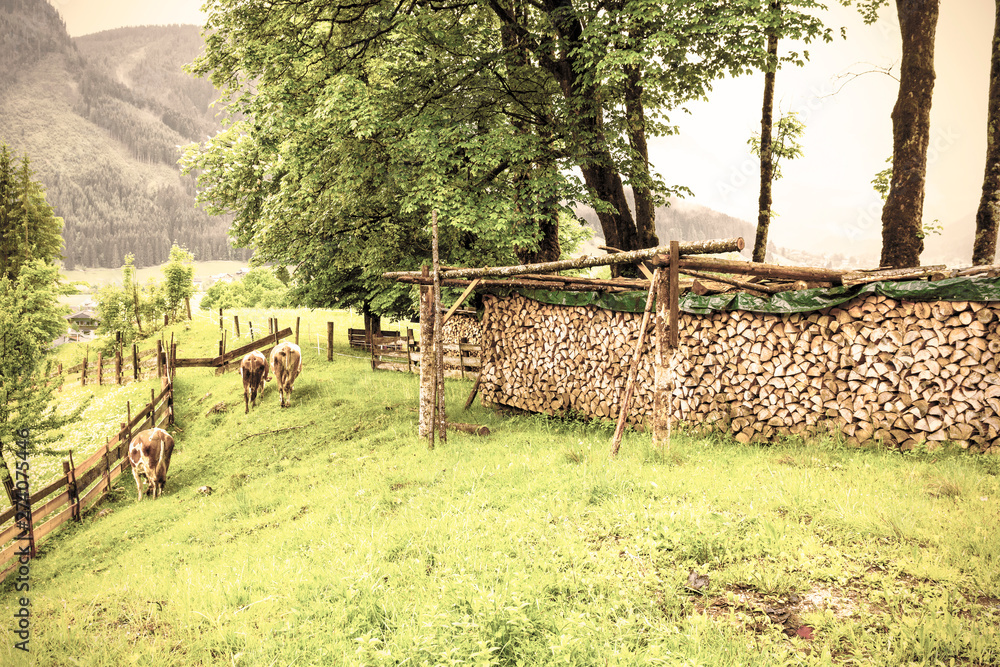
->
[[0, 0, 248, 269]]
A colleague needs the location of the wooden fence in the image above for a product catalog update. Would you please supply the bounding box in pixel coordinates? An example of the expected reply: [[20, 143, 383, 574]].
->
[[0, 380, 174, 580], [370, 331, 481, 378], [174, 327, 293, 373], [49, 343, 168, 388]]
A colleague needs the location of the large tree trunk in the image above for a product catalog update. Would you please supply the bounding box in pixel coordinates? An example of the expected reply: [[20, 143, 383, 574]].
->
[[624, 63, 658, 249], [753, 3, 780, 263], [880, 0, 939, 269], [973, 0, 1000, 266]]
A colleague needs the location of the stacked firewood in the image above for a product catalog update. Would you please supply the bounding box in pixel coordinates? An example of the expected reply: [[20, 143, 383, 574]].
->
[[479, 293, 1000, 454], [441, 314, 481, 346]]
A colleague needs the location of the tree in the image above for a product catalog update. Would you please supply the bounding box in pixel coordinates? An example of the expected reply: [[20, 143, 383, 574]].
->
[[973, 0, 1000, 266], [0, 263, 85, 504], [879, 0, 940, 268], [162, 243, 195, 322], [750, 110, 806, 261], [752, 0, 782, 263], [0, 143, 64, 282], [184, 0, 834, 313]]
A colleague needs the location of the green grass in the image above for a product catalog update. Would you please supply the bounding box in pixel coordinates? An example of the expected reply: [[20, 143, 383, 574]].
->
[[3, 308, 1000, 666]]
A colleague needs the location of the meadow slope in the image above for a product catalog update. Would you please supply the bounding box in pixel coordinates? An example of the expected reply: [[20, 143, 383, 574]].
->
[[2, 308, 1000, 666]]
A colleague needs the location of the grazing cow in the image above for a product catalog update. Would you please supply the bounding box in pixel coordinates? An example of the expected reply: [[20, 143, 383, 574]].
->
[[239, 350, 270, 414], [128, 427, 175, 501], [269, 341, 302, 408]]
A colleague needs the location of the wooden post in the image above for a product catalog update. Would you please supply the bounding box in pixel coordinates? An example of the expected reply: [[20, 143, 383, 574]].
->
[[459, 337, 467, 379], [65, 454, 80, 522], [115, 349, 122, 385], [249, 321, 255, 340], [432, 211, 447, 446], [167, 379, 174, 426], [610, 268, 660, 457], [132, 344, 139, 381], [406, 328, 414, 374], [80, 353, 88, 387], [669, 240, 679, 348], [295, 316, 301, 346], [327, 322, 334, 361], [219, 331, 227, 373], [169, 333, 175, 382], [96, 353, 103, 386], [234, 315, 240, 338], [653, 267, 673, 453], [219, 307, 223, 333], [418, 265, 434, 440], [185, 297, 192, 321], [156, 340, 164, 378], [164, 313, 169, 327]]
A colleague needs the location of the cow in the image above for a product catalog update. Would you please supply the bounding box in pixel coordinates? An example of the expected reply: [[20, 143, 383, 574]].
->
[[269, 341, 302, 408], [239, 350, 270, 414], [128, 427, 175, 502]]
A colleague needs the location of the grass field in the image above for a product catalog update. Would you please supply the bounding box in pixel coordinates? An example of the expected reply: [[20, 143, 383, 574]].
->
[[2, 308, 1000, 666]]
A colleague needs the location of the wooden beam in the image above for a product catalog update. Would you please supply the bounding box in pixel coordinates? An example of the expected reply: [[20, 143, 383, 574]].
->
[[441, 278, 481, 326], [383, 238, 744, 281]]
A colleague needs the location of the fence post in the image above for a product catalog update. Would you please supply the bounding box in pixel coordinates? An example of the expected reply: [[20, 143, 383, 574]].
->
[[459, 337, 468, 379], [167, 379, 174, 426], [327, 322, 334, 361], [156, 340, 164, 378], [97, 352, 104, 385], [234, 315, 240, 338], [185, 297, 192, 321], [249, 321, 255, 340], [58, 362, 63, 392], [163, 313, 168, 327], [80, 355, 88, 387], [65, 454, 80, 522], [407, 329, 414, 374], [219, 308, 223, 333], [132, 344, 139, 381], [295, 316, 300, 346]]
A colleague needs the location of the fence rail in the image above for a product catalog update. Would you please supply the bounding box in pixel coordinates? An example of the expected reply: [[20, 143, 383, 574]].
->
[[0, 380, 174, 581], [370, 331, 480, 378]]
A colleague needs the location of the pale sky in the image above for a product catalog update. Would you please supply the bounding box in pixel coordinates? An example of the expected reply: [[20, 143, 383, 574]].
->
[[50, 0, 995, 265]]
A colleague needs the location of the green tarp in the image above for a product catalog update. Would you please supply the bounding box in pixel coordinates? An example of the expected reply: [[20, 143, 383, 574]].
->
[[491, 275, 1000, 315]]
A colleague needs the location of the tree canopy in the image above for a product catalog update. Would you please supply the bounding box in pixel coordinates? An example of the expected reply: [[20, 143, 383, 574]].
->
[[183, 0, 836, 317]]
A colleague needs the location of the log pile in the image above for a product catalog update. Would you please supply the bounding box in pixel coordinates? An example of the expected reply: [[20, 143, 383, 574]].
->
[[478, 292, 1000, 454], [441, 314, 481, 346]]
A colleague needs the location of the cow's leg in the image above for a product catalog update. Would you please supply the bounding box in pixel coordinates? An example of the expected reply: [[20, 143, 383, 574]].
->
[[245, 387, 250, 414], [133, 468, 143, 502]]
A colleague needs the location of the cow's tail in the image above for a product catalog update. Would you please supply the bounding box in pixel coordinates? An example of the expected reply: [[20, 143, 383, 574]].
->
[[282, 349, 294, 377]]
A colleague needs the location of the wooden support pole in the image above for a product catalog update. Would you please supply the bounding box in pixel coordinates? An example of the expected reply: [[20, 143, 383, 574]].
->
[[219, 308, 223, 333], [97, 353, 103, 386], [442, 279, 481, 326], [653, 266, 672, 452], [234, 315, 241, 338], [80, 351, 88, 387], [133, 344, 139, 381], [418, 265, 434, 440], [295, 316, 300, 346], [669, 241, 679, 349], [156, 340, 164, 378], [432, 211, 447, 447], [327, 322, 334, 361], [406, 328, 414, 374], [185, 297, 192, 321], [610, 268, 660, 457]]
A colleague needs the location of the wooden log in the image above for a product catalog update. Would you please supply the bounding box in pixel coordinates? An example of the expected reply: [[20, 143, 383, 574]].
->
[[449, 422, 491, 436], [841, 265, 947, 286], [610, 268, 660, 457], [327, 322, 334, 361], [663, 256, 847, 283], [385, 238, 744, 281]]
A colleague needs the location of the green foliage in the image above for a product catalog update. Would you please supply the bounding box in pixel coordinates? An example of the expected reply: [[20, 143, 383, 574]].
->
[[162, 244, 196, 321], [0, 143, 64, 282], [749, 112, 806, 181], [183, 0, 835, 319], [0, 261, 86, 479], [199, 267, 290, 311]]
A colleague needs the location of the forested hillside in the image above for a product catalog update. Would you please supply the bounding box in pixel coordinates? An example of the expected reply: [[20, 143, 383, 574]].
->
[[0, 0, 249, 269]]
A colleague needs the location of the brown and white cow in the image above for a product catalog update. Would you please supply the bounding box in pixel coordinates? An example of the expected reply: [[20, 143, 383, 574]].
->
[[239, 350, 270, 414], [269, 341, 302, 408], [128, 427, 175, 501]]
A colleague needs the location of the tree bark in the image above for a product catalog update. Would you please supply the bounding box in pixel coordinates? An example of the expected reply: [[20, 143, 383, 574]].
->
[[973, 0, 1000, 265], [753, 3, 780, 263], [624, 63, 658, 250], [880, 0, 939, 269]]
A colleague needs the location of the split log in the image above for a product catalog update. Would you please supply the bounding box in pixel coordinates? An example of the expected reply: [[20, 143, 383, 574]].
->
[[448, 422, 491, 436], [841, 265, 948, 286]]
